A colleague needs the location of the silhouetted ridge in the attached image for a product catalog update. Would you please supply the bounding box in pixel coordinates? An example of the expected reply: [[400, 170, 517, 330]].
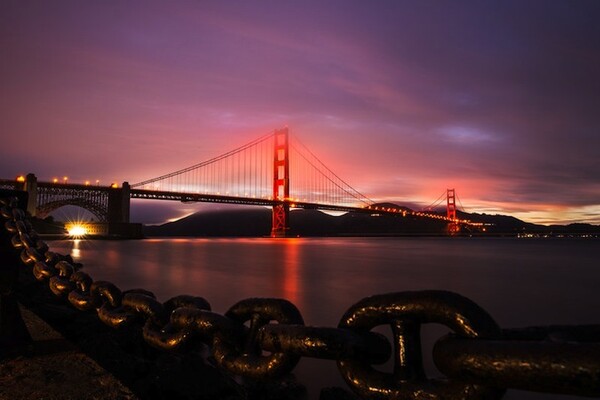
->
[[143, 206, 600, 237]]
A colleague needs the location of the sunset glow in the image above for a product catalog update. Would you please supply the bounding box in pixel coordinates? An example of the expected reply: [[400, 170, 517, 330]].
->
[[1, 1, 599, 225]]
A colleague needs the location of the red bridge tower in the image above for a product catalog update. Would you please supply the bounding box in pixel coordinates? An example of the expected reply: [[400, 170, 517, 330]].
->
[[446, 188, 456, 220], [271, 128, 290, 237], [447, 188, 460, 234]]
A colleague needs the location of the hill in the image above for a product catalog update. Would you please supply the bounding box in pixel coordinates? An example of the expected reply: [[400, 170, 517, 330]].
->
[[142, 203, 599, 237], [143, 207, 448, 237]]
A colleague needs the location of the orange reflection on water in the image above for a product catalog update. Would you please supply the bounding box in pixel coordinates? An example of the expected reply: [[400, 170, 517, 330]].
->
[[281, 238, 302, 309], [71, 239, 81, 260]]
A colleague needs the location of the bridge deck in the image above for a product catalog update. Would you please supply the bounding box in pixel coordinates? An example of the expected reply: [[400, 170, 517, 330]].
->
[[130, 188, 377, 214]]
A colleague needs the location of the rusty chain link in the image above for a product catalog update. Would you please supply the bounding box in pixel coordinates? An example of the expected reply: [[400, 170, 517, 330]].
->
[[1, 195, 600, 399]]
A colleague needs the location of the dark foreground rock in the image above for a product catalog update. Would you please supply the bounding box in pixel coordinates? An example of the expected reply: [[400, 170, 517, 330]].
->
[[0, 305, 137, 400]]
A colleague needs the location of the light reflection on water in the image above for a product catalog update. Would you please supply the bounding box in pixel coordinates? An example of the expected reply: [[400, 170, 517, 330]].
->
[[48, 237, 599, 400]]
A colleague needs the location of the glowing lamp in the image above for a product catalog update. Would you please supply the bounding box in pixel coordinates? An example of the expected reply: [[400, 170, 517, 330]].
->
[[66, 223, 87, 238], [16, 175, 25, 182]]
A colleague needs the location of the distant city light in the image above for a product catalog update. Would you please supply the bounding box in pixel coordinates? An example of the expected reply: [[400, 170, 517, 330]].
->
[[85, 180, 90, 186], [53, 178, 58, 183], [110, 182, 118, 188], [16, 175, 25, 182], [63, 176, 68, 183]]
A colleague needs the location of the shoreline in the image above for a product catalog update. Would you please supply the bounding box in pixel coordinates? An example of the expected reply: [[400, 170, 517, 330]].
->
[[41, 232, 600, 241]]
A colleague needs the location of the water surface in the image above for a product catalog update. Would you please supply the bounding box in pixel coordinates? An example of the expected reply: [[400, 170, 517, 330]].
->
[[49, 237, 599, 400]]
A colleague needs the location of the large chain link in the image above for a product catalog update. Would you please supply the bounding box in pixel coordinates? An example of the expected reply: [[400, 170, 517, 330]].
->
[[337, 291, 505, 399], [434, 326, 600, 397], [1, 195, 600, 399]]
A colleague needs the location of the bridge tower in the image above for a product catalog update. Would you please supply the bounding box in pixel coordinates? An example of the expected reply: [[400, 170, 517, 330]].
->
[[447, 188, 456, 220], [447, 188, 460, 234], [108, 182, 131, 223], [271, 128, 290, 237]]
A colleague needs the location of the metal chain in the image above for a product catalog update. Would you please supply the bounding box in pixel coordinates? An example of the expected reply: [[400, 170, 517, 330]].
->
[[336, 291, 505, 399], [1, 195, 599, 399]]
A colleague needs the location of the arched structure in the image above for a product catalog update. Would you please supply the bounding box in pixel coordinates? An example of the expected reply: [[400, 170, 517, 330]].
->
[[36, 198, 108, 221], [7, 174, 130, 224]]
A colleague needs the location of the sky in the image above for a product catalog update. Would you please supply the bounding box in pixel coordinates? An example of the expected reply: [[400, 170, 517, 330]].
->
[[1, 0, 599, 225]]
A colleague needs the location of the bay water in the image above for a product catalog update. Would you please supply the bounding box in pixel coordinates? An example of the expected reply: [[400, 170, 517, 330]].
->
[[48, 237, 599, 400]]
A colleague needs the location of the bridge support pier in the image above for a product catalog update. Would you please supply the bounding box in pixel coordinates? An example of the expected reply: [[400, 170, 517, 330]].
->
[[24, 174, 38, 217], [271, 203, 290, 237], [108, 182, 130, 223]]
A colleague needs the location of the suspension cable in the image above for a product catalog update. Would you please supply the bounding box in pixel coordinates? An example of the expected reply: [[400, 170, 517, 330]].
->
[[132, 131, 275, 188], [290, 136, 373, 206], [422, 191, 446, 211]]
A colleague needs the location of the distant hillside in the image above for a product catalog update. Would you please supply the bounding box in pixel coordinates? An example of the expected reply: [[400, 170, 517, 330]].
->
[[143, 207, 449, 237], [142, 203, 596, 237], [457, 211, 538, 234], [144, 208, 272, 237], [462, 211, 600, 235]]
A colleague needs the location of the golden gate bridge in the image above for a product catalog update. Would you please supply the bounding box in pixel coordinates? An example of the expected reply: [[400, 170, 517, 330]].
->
[[0, 128, 475, 236]]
